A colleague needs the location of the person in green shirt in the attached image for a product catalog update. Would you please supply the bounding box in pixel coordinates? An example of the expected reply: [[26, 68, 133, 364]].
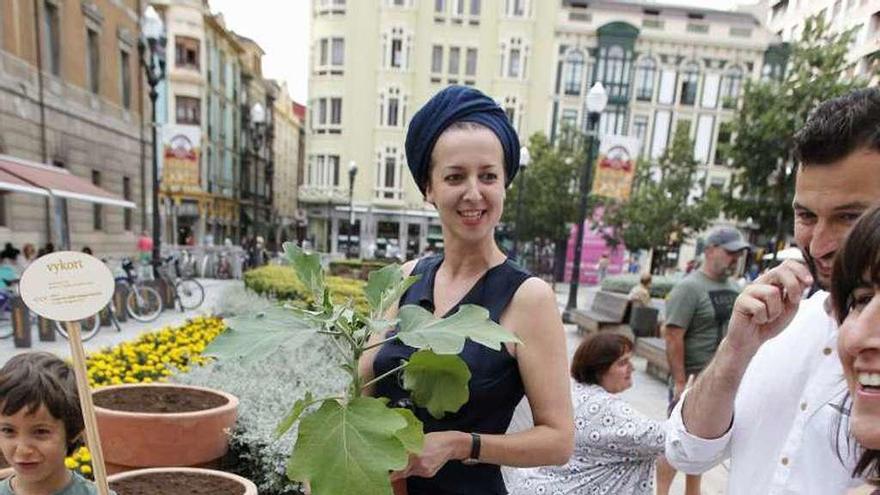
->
[[656, 226, 749, 495], [0, 352, 115, 495]]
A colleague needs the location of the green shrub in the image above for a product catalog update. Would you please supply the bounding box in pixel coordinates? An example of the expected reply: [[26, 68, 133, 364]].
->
[[601, 274, 678, 299], [244, 265, 370, 313], [328, 259, 392, 279]]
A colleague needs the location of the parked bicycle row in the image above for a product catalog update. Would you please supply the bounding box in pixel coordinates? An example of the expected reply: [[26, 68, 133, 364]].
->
[[0, 253, 204, 343]]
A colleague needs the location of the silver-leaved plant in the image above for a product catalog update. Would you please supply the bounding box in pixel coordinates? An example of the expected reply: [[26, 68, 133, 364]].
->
[[205, 242, 522, 495]]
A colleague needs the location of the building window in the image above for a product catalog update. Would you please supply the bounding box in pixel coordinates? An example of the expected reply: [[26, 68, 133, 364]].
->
[[92, 170, 103, 230], [316, 37, 345, 75], [175, 96, 201, 125], [561, 108, 578, 132], [175, 36, 200, 70], [714, 121, 733, 165], [375, 146, 404, 200], [504, 0, 527, 17], [123, 176, 132, 231], [308, 154, 341, 188], [632, 115, 649, 157], [43, 1, 61, 76], [503, 96, 520, 131], [435, 0, 446, 14], [316, 0, 346, 15], [312, 97, 342, 133], [448, 47, 461, 75], [431, 45, 444, 74], [563, 50, 585, 96], [86, 28, 100, 94], [720, 66, 743, 109], [634, 57, 657, 102], [383, 28, 411, 70], [502, 38, 528, 79], [465, 48, 478, 76], [120, 49, 131, 109], [453, 0, 465, 16], [679, 62, 700, 106], [379, 87, 407, 127], [470, 0, 481, 16], [596, 45, 631, 101]]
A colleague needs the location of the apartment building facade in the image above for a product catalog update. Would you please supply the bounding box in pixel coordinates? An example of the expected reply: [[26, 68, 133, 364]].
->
[[0, 0, 145, 254], [306, 0, 782, 258], [271, 80, 306, 247]]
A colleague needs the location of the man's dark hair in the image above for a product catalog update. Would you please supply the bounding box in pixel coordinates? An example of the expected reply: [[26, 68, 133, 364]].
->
[[794, 88, 880, 166], [570, 333, 632, 385], [0, 352, 84, 455]]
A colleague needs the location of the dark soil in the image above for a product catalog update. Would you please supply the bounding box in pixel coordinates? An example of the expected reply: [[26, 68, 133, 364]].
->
[[109, 471, 246, 495], [93, 386, 228, 413]]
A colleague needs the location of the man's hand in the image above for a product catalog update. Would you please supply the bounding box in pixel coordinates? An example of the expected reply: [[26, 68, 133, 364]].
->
[[725, 260, 813, 355]]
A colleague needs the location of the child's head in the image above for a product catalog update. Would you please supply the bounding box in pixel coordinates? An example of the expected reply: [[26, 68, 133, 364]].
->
[[0, 352, 83, 479]]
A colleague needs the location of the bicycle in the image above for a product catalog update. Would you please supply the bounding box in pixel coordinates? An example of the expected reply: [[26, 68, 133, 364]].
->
[[159, 255, 205, 311]]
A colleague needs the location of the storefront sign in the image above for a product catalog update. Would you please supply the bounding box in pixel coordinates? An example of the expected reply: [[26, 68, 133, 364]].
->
[[163, 124, 202, 192]]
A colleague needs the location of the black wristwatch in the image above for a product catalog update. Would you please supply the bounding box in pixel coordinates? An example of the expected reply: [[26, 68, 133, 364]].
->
[[462, 432, 481, 465]]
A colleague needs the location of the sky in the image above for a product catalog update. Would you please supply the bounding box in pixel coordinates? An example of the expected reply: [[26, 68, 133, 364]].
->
[[206, 0, 760, 104]]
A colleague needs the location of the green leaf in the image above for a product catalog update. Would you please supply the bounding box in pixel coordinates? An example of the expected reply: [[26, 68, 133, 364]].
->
[[364, 264, 420, 319], [397, 304, 522, 355], [283, 242, 325, 302], [402, 350, 471, 419], [275, 391, 315, 439], [206, 307, 314, 364], [392, 407, 424, 454], [288, 397, 410, 495]]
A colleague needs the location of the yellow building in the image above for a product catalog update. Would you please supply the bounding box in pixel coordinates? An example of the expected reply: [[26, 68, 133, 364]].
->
[[270, 80, 306, 247], [307, 0, 782, 258]]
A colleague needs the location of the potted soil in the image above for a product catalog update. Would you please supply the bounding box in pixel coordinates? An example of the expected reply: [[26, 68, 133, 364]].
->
[[108, 467, 256, 495], [93, 383, 238, 473]]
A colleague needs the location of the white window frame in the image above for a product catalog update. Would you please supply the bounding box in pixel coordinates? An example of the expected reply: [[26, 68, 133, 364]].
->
[[503, 0, 529, 18], [315, 37, 345, 75], [375, 146, 405, 200], [378, 87, 407, 128], [308, 154, 342, 190], [382, 27, 412, 70], [501, 38, 528, 80], [312, 96, 343, 134], [562, 49, 585, 96]]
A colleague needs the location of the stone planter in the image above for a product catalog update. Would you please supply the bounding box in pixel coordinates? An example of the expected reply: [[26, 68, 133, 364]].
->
[[94, 383, 238, 473], [108, 467, 256, 495]]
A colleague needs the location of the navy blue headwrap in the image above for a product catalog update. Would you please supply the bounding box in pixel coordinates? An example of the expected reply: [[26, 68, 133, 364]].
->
[[405, 85, 520, 195]]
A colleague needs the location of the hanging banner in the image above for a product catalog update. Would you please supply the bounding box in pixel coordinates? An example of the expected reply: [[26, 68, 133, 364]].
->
[[163, 124, 201, 192], [591, 135, 640, 201]]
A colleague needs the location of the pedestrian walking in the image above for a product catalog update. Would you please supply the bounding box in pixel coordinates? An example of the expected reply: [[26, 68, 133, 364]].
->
[[665, 88, 880, 494]]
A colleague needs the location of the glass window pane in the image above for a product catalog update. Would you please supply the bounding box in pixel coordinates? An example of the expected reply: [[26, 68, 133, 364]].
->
[[432, 45, 443, 73], [448, 47, 460, 74], [465, 48, 478, 75]]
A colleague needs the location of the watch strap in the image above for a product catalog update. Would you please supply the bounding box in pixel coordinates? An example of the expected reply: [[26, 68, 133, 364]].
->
[[467, 432, 481, 463]]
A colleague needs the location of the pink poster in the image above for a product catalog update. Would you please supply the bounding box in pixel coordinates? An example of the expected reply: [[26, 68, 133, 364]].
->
[[563, 207, 626, 285]]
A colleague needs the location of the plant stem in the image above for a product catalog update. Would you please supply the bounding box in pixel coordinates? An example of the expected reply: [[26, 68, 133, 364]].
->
[[317, 329, 343, 337], [360, 362, 408, 392], [362, 335, 399, 352]]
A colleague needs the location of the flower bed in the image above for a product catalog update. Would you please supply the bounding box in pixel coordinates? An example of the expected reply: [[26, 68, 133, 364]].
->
[[66, 316, 227, 478], [244, 265, 369, 313], [600, 274, 678, 299]]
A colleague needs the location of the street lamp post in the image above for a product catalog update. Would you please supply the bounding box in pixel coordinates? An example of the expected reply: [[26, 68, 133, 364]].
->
[[249, 102, 266, 240], [347, 160, 358, 258], [138, 6, 167, 279], [565, 82, 608, 315], [512, 146, 530, 263]]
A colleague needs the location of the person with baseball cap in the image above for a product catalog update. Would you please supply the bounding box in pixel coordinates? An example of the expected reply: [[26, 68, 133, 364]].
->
[[656, 225, 749, 495]]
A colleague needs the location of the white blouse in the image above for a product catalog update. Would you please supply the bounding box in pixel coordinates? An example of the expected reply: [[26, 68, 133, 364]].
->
[[511, 382, 665, 495]]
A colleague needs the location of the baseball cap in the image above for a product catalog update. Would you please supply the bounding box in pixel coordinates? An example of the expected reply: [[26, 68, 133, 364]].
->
[[706, 226, 750, 252]]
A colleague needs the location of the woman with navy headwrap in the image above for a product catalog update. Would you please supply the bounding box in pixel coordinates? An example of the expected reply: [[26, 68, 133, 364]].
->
[[359, 85, 574, 494]]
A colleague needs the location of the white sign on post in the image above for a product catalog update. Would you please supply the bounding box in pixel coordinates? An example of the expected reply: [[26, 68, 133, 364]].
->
[[19, 251, 114, 495]]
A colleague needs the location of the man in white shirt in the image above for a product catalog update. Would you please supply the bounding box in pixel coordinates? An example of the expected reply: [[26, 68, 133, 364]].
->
[[665, 88, 880, 494]]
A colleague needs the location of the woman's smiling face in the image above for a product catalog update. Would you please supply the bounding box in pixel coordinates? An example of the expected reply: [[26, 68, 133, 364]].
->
[[425, 125, 506, 244], [839, 280, 880, 449]]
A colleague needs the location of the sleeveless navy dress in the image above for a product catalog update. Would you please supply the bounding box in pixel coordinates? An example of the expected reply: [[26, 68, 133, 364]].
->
[[373, 255, 532, 495]]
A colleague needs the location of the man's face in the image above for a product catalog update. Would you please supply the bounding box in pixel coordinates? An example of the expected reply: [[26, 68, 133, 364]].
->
[[793, 148, 880, 289], [705, 245, 744, 280]]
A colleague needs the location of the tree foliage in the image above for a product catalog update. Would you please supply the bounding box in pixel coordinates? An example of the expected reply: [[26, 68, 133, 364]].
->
[[602, 124, 721, 253], [502, 131, 583, 243], [724, 16, 870, 238]]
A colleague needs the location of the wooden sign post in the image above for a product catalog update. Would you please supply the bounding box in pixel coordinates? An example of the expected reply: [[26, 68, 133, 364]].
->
[[19, 252, 115, 495]]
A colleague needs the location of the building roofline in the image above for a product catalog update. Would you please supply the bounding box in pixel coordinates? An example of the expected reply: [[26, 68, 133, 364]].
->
[[570, 0, 761, 25]]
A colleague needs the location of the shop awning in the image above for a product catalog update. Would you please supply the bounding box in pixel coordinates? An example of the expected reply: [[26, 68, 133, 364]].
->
[[0, 154, 136, 208]]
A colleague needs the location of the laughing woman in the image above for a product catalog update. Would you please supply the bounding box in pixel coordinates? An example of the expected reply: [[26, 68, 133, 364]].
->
[[832, 204, 880, 490], [358, 86, 574, 495]]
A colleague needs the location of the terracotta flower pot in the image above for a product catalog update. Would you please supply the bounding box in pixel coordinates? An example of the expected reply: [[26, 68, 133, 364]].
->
[[392, 478, 408, 495], [94, 383, 238, 473], [108, 467, 256, 495]]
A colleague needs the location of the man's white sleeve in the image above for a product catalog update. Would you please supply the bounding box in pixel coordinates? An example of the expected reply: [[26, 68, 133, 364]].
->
[[664, 389, 733, 474]]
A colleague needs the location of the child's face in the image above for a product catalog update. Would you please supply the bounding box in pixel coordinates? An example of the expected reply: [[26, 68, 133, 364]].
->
[[0, 404, 70, 489]]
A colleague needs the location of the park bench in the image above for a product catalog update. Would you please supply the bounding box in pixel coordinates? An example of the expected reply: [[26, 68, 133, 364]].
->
[[570, 290, 633, 340], [635, 337, 669, 382]]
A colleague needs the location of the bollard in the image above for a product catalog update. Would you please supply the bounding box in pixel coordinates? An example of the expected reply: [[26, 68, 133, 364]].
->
[[113, 283, 128, 322], [38, 316, 56, 342], [11, 297, 31, 348]]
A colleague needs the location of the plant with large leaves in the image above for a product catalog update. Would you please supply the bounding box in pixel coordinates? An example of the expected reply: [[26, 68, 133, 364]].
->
[[205, 243, 521, 495]]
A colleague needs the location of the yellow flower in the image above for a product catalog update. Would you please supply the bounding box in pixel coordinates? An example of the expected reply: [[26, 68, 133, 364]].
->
[[64, 457, 78, 469], [80, 465, 92, 475]]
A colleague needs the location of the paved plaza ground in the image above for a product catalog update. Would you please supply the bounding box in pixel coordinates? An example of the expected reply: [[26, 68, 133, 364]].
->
[[0, 277, 873, 494]]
